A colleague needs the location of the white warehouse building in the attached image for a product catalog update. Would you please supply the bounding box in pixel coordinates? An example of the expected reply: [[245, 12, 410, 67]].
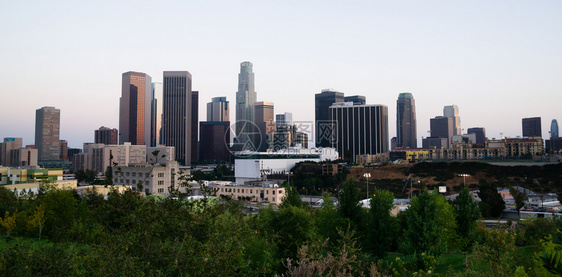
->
[[234, 147, 338, 184]]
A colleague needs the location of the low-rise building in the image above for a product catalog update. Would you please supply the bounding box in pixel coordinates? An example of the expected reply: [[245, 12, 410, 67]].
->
[[234, 147, 338, 184], [0, 167, 64, 185], [216, 182, 286, 205], [112, 161, 180, 196]]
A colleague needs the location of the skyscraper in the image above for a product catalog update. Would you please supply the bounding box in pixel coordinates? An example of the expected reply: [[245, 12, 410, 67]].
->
[[95, 126, 118, 145], [199, 122, 231, 162], [443, 105, 461, 136], [35, 106, 60, 161], [315, 89, 344, 147], [191, 91, 199, 162], [151, 82, 163, 147], [161, 71, 192, 165], [119, 71, 152, 145], [344, 95, 366, 105], [522, 117, 542, 137], [0, 137, 23, 166], [550, 119, 559, 138], [330, 102, 389, 161], [396, 92, 417, 148], [207, 97, 229, 122], [200, 97, 230, 161], [254, 101, 275, 152], [235, 62, 257, 141], [430, 116, 453, 148], [467, 127, 486, 144]]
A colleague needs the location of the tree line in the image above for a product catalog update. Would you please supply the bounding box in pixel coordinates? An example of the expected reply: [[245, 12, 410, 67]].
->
[[0, 176, 561, 276]]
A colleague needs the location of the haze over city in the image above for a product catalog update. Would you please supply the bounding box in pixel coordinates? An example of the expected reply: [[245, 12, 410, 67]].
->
[[1, 0, 561, 148]]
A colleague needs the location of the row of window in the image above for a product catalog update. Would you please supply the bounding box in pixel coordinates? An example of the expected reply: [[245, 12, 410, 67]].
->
[[220, 187, 283, 195], [124, 172, 150, 177]]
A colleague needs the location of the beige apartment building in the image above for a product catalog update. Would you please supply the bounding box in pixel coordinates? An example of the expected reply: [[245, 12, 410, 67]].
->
[[112, 161, 180, 195], [426, 137, 543, 160], [216, 183, 286, 205]]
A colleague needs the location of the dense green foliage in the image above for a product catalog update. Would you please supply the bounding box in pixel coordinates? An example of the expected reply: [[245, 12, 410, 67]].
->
[[0, 179, 561, 276], [399, 189, 457, 256], [478, 179, 506, 218], [454, 188, 481, 252]]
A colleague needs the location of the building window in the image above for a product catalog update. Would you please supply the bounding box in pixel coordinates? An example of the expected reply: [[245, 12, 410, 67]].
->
[[250, 189, 253, 193], [158, 173, 164, 177], [272, 197, 275, 202], [273, 190, 275, 195], [242, 189, 244, 193], [132, 172, 136, 177]]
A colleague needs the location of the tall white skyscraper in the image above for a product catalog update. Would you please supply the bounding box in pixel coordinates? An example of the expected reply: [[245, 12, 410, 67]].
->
[[161, 71, 192, 165], [443, 105, 461, 136], [234, 61, 257, 151]]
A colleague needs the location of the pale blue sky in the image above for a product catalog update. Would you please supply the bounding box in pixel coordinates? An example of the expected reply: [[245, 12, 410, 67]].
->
[[1, 0, 561, 148]]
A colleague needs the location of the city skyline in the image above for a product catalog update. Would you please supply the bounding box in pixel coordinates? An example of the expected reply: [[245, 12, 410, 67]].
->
[[1, 1, 561, 148]]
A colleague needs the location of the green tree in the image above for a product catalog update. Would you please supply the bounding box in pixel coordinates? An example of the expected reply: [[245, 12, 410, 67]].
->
[[337, 178, 362, 225], [315, 192, 348, 252], [454, 188, 481, 249], [0, 211, 17, 237], [399, 189, 456, 256], [28, 204, 46, 239], [478, 179, 505, 218], [509, 186, 527, 219], [75, 169, 97, 185], [367, 188, 395, 258], [281, 182, 305, 208]]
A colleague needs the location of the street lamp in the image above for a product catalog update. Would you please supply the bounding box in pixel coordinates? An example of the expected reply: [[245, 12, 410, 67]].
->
[[458, 174, 470, 187], [363, 172, 371, 199]]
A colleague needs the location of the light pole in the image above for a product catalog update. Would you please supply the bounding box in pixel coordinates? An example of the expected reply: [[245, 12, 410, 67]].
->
[[458, 174, 470, 187], [363, 172, 371, 199]]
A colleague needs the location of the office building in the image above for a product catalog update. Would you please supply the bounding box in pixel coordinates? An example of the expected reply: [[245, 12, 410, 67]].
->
[[422, 137, 449, 149], [254, 101, 275, 152], [315, 89, 344, 147], [10, 147, 38, 167], [443, 105, 461, 136], [199, 121, 231, 162], [430, 116, 453, 148], [112, 161, 180, 195], [235, 61, 257, 150], [95, 126, 118, 145], [522, 117, 542, 137], [92, 143, 147, 174], [147, 146, 176, 164], [467, 127, 486, 145], [119, 71, 152, 145], [0, 137, 23, 166], [161, 71, 192, 165], [207, 97, 229, 122], [344, 95, 366, 105], [35, 106, 60, 161], [59, 140, 68, 160], [151, 82, 163, 147], [192, 91, 199, 162], [551, 119, 559, 138], [396, 92, 417, 148], [330, 102, 389, 161]]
